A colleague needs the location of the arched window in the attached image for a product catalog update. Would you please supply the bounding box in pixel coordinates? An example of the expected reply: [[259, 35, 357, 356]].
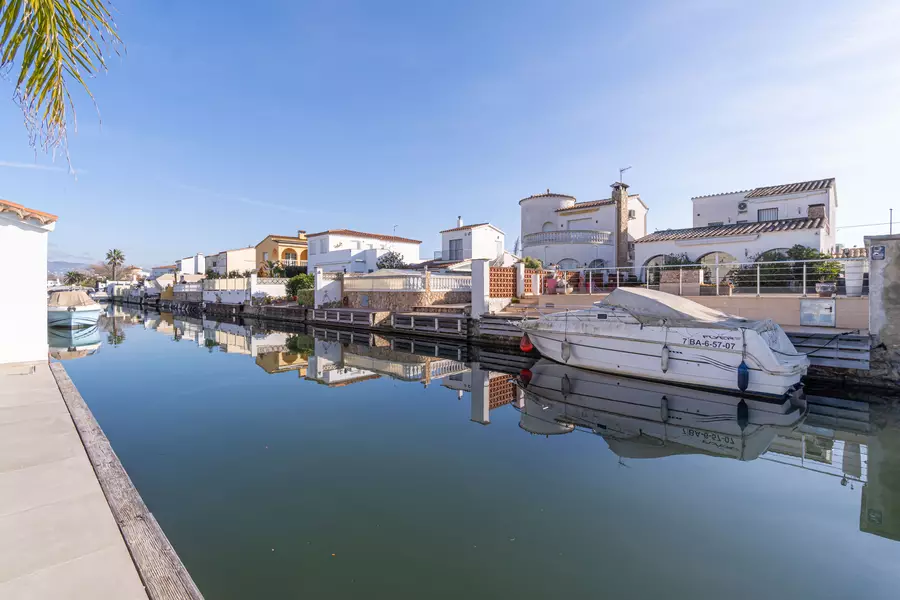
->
[[542, 221, 555, 232], [698, 251, 737, 284], [282, 249, 298, 265], [588, 259, 606, 269], [557, 258, 578, 270]]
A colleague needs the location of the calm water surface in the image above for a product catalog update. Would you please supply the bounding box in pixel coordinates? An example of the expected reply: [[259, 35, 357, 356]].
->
[[55, 307, 900, 599]]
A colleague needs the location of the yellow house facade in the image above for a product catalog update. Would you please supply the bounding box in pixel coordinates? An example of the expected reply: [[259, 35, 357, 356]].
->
[[255, 231, 308, 270]]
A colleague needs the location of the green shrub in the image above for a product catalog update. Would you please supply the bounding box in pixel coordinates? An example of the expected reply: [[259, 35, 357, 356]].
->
[[286, 273, 315, 296], [296, 289, 314, 307], [523, 256, 543, 269]]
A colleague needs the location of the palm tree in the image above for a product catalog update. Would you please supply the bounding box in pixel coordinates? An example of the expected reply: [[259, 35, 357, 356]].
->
[[106, 249, 125, 281], [0, 1, 121, 164], [63, 270, 83, 286]]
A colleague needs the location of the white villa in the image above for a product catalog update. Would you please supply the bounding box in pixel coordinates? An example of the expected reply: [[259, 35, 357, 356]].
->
[[1, 199, 58, 365], [149, 265, 177, 279], [306, 229, 421, 273], [176, 253, 206, 276], [207, 246, 256, 276], [633, 178, 837, 272], [519, 183, 648, 270], [440, 218, 506, 262]]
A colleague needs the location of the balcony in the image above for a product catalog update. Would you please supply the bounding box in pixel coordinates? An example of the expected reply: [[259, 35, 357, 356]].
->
[[522, 230, 612, 248]]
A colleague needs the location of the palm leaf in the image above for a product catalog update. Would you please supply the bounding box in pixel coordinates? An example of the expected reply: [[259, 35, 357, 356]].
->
[[0, 0, 121, 169]]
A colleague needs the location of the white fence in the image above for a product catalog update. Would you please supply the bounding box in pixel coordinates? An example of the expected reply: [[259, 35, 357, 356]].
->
[[173, 283, 202, 293], [343, 272, 472, 293], [203, 278, 249, 291]]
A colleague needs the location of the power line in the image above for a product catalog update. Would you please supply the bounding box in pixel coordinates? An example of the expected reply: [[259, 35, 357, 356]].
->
[[836, 221, 900, 230]]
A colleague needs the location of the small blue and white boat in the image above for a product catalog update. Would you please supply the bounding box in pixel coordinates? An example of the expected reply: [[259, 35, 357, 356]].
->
[[48, 290, 103, 328]]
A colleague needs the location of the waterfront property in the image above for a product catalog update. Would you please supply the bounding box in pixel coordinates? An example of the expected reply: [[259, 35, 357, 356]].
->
[[519, 183, 648, 270], [634, 178, 837, 271], [176, 252, 206, 276], [255, 231, 309, 271], [306, 228, 421, 273], [0, 199, 57, 365]]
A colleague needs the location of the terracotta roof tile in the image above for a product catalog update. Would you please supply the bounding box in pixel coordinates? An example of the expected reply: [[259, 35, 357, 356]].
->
[[0, 199, 58, 224], [692, 178, 834, 200], [304, 229, 422, 244], [555, 194, 642, 212], [635, 217, 826, 243]]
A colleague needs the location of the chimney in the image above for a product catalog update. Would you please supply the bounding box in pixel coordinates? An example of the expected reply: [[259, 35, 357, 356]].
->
[[457, 216, 463, 228], [807, 204, 826, 220], [611, 182, 631, 267]]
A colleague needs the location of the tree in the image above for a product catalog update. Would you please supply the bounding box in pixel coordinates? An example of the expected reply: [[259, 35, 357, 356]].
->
[[523, 256, 543, 269], [1, 1, 122, 165], [376, 251, 407, 270], [286, 273, 314, 297], [105, 249, 125, 281], [63, 270, 83, 286]]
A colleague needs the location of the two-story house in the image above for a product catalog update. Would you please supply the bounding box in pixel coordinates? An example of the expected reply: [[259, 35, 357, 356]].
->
[[440, 219, 506, 262], [255, 231, 308, 271], [207, 246, 256, 276], [519, 182, 648, 269], [306, 229, 421, 273], [633, 178, 837, 271]]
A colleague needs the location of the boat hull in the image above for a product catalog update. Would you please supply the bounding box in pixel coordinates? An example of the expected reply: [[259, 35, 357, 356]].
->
[[48, 306, 102, 328], [523, 328, 803, 398]]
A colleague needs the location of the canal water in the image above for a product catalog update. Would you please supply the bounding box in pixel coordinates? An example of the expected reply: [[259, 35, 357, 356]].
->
[[54, 307, 900, 599]]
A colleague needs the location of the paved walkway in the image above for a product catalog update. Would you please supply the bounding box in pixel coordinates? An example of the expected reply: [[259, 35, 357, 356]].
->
[[0, 362, 147, 599]]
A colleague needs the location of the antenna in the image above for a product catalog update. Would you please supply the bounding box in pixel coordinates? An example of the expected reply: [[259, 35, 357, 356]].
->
[[619, 165, 632, 183]]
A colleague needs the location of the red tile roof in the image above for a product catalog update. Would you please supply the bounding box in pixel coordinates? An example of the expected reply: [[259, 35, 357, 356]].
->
[[304, 229, 422, 244], [692, 178, 834, 200], [636, 217, 826, 243], [0, 199, 58, 224], [556, 194, 642, 212]]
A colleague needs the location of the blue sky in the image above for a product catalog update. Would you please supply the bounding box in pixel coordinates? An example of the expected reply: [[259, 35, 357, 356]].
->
[[2, 0, 898, 267]]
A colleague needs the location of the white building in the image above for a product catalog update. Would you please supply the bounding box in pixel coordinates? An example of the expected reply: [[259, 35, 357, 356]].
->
[[149, 265, 176, 279], [633, 178, 837, 272], [176, 253, 206, 276], [0, 200, 58, 365], [207, 247, 256, 276], [306, 229, 421, 273], [519, 183, 648, 269], [439, 218, 506, 262]]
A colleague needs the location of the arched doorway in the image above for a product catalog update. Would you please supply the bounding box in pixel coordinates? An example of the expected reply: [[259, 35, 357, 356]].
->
[[282, 249, 298, 266], [698, 251, 737, 284], [588, 258, 606, 269], [557, 258, 578, 270]]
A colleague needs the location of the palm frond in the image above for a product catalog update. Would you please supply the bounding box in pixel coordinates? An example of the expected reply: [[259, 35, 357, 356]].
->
[[0, 0, 121, 168]]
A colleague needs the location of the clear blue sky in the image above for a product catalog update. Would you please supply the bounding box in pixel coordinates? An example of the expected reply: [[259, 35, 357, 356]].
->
[[2, 0, 898, 267]]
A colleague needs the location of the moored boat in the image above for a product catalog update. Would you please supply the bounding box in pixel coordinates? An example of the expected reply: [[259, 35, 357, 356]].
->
[[48, 290, 103, 328], [516, 360, 806, 461], [517, 287, 808, 398]]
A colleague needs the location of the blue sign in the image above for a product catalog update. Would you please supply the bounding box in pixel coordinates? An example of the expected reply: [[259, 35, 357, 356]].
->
[[872, 245, 886, 260]]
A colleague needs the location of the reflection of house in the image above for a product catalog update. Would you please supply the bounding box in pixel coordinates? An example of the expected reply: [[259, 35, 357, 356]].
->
[[306, 340, 380, 386], [255, 232, 308, 270], [520, 183, 648, 269], [634, 178, 836, 273], [307, 229, 420, 273], [207, 247, 256, 276], [256, 351, 308, 376], [1, 199, 58, 365], [860, 426, 900, 542]]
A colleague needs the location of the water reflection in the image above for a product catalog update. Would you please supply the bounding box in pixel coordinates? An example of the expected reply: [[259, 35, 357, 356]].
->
[[77, 305, 900, 545], [47, 325, 101, 360]]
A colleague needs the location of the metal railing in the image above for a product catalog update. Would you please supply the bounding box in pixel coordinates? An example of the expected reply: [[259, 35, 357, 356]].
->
[[522, 230, 612, 248], [434, 250, 465, 261], [534, 257, 868, 297]]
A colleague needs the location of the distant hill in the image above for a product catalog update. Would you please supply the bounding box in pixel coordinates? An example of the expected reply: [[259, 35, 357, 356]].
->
[[48, 260, 94, 275]]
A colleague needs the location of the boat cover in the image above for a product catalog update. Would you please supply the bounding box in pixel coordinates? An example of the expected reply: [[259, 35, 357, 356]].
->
[[599, 287, 752, 329], [48, 290, 98, 307]]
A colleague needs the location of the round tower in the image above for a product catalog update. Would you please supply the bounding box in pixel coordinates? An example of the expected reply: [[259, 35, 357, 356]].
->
[[519, 190, 576, 247]]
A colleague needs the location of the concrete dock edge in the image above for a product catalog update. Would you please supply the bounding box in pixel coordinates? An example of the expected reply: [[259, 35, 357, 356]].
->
[[49, 362, 204, 600]]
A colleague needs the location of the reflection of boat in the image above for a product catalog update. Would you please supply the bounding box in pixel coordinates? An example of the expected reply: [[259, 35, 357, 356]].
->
[[48, 290, 103, 328], [517, 287, 808, 398], [517, 360, 806, 461], [48, 325, 101, 360]]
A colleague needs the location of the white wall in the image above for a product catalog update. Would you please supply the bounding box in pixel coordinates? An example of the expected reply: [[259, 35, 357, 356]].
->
[[520, 194, 576, 241], [692, 188, 833, 229], [633, 226, 828, 272], [521, 196, 624, 267], [0, 214, 54, 364], [177, 253, 206, 275], [441, 225, 505, 261], [627, 197, 648, 241], [308, 234, 420, 272]]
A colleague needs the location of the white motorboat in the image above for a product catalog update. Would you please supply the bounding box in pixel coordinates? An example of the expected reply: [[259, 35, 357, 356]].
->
[[48, 290, 103, 328], [91, 289, 110, 302], [517, 287, 808, 399], [516, 360, 806, 461]]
